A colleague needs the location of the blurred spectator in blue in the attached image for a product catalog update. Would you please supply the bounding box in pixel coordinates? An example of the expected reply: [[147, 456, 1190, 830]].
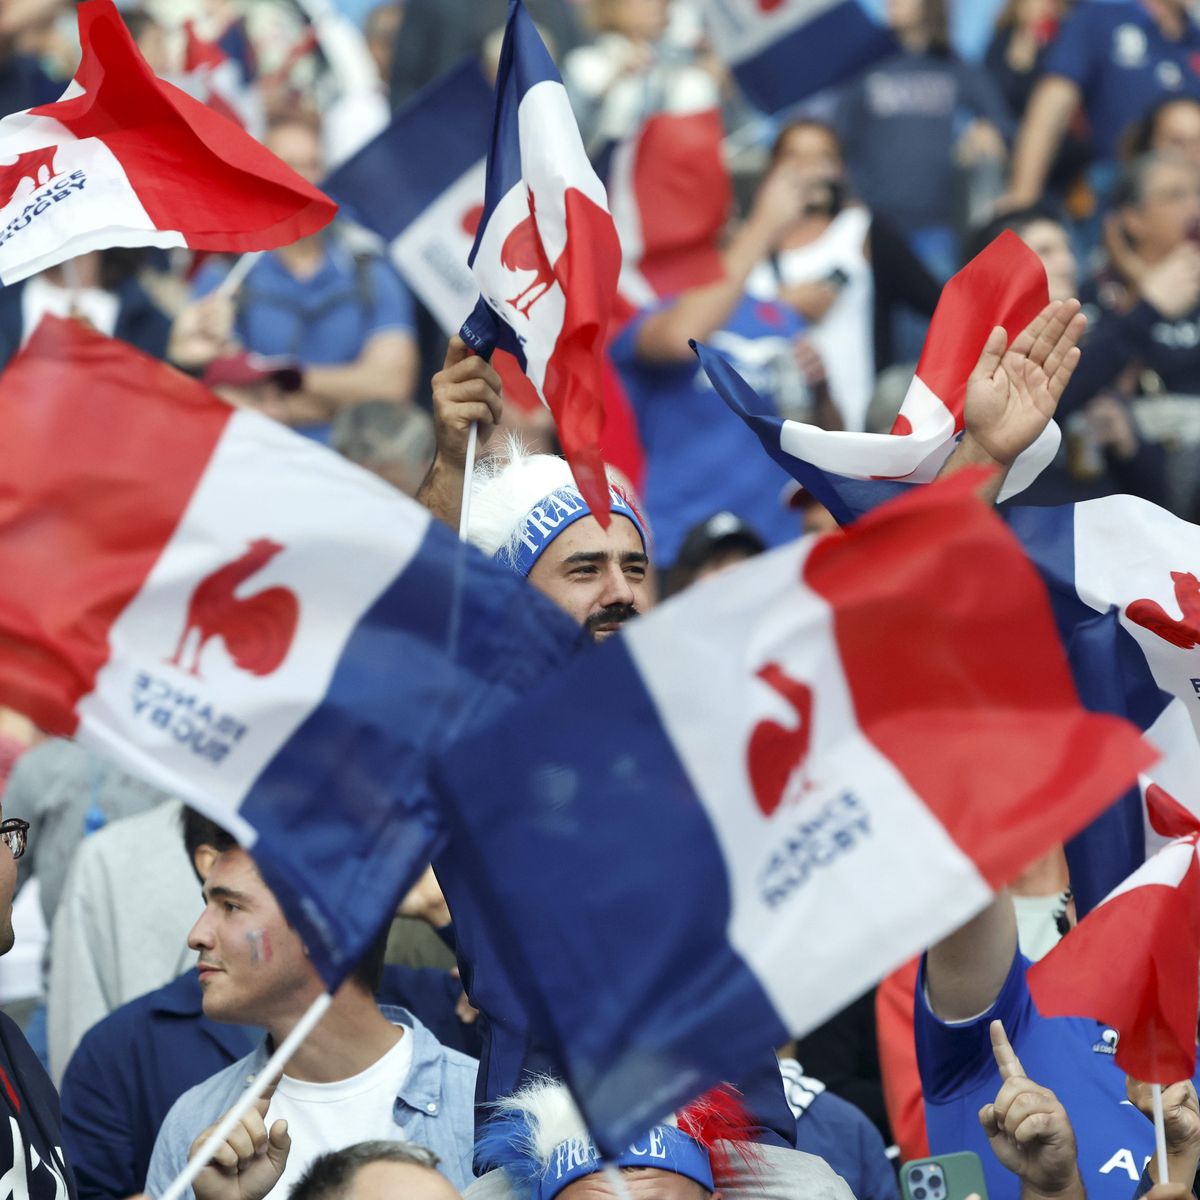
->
[[0, 0, 64, 115], [1001, 0, 1200, 215], [388, 0, 584, 106], [836, 0, 1010, 283], [186, 113, 418, 444]]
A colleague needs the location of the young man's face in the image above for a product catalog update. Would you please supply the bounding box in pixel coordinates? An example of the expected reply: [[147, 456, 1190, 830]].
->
[[560, 1169, 713, 1200], [188, 848, 318, 1026], [527, 514, 655, 641]]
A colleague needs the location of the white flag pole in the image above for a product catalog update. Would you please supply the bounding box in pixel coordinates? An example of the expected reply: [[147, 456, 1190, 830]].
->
[[1152, 1082, 1170, 1184], [458, 421, 479, 541], [215, 250, 264, 298], [157, 991, 331, 1200]]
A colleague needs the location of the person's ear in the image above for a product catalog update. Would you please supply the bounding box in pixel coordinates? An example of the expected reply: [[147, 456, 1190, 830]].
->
[[192, 844, 218, 883]]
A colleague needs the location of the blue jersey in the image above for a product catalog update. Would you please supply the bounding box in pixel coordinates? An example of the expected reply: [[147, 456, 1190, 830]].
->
[[610, 295, 805, 568], [1043, 1, 1200, 158], [916, 950, 1200, 1200]]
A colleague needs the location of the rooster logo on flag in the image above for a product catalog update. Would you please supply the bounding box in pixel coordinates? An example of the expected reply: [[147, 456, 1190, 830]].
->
[[459, 0, 622, 525]]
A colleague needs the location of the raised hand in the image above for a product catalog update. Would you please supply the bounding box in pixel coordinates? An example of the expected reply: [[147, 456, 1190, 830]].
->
[[1126, 1076, 1200, 1184], [191, 1083, 290, 1200], [960, 299, 1086, 473], [978, 1020, 1082, 1199]]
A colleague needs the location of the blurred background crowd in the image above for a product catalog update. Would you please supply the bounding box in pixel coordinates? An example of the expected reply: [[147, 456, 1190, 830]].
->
[[0, 0, 1196, 1197]]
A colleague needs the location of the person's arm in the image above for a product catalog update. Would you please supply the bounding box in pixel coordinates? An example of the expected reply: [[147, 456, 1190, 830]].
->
[[415, 337, 503, 531], [999, 76, 1081, 211], [295, 328, 418, 412], [979, 1020, 1086, 1200], [926, 893, 1019, 1022], [1126, 1078, 1200, 1188], [936, 298, 1086, 505], [633, 164, 808, 363]]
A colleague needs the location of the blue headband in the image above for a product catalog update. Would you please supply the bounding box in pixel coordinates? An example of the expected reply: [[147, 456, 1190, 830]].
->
[[500, 485, 648, 578], [537, 1126, 713, 1200]]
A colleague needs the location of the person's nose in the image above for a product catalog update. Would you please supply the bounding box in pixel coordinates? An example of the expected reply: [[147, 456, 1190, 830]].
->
[[599, 562, 635, 609], [188, 907, 215, 954]]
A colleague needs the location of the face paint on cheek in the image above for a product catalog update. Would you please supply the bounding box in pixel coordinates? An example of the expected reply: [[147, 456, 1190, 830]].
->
[[246, 929, 272, 964]]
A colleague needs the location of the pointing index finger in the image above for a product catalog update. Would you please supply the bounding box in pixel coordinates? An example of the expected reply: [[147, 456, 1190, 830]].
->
[[990, 1019, 1025, 1081]]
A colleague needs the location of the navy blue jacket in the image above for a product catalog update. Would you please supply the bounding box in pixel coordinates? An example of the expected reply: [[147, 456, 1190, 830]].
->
[[59, 971, 256, 1200]]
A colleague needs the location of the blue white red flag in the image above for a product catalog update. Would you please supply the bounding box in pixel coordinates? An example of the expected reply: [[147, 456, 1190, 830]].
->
[[701, 0, 896, 116], [324, 58, 492, 338], [0, 0, 334, 286], [435, 472, 1151, 1149], [705, 232, 1061, 502], [0, 316, 579, 986], [697, 351, 1200, 915], [460, 0, 622, 524]]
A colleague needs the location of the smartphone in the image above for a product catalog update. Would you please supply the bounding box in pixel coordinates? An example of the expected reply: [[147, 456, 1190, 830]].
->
[[901, 1152, 989, 1200]]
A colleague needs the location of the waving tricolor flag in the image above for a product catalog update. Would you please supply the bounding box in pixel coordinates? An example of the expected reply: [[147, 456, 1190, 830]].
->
[[705, 233, 1061, 502], [0, 0, 334, 286], [0, 316, 579, 986], [726, 454, 1200, 917], [435, 471, 1152, 1150], [460, 0, 622, 524], [701, 0, 895, 116], [1028, 791, 1200, 1083]]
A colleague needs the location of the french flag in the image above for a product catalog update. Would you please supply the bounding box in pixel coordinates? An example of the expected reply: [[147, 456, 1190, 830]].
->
[[324, 59, 492, 341], [705, 423, 1200, 917], [0, 316, 580, 986], [0, 0, 335, 286], [1028, 801, 1200, 1083], [702, 0, 896, 115], [435, 472, 1151, 1150], [459, 0, 622, 524], [604, 108, 732, 306], [707, 232, 1062, 502]]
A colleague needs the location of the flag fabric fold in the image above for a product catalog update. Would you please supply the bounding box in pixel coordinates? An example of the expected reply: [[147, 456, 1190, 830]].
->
[[1027, 828, 1200, 1084], [0, 0, 335, 285], [459, 0, 622, 524], [701, 0, 896, 116], [718, 434, 1200, 917], [700, 231, 1061, 502], [435, 471, 1152, 1150], [0, 315, 580, 987]]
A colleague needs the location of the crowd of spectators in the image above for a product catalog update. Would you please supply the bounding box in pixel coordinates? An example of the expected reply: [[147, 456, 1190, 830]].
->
[[1, 0, 1200, 1199]]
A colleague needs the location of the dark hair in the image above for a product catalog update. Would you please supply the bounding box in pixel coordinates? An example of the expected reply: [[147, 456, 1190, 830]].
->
[[1111, 152, 1179, 212], [182, 807, 236, 871], [769, 119, 844, 167], [965, 204, 1065, 262], [291, 1140, 441, 1200], [1123, 95, 1200, 162]]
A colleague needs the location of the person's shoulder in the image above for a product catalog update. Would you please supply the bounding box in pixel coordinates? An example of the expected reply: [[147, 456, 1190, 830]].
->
[[158, 1049, 262, 1134]]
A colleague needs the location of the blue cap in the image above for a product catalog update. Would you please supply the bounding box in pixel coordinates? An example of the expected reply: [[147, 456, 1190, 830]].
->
[[536, 1126, 714, 1200]]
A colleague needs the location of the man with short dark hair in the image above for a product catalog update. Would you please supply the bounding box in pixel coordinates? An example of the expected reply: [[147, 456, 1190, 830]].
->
[[145, 829, 477, 1199], [292, 1140, 460, 1200]]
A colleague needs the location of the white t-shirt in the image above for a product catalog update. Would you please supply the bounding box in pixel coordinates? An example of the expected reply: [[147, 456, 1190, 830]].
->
[[265, 1029, 414, 1196], [747, 205, 875, 433]]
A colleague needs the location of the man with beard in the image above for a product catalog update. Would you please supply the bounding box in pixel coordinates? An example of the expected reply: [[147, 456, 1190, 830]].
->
[[418, 338, 651, 639]]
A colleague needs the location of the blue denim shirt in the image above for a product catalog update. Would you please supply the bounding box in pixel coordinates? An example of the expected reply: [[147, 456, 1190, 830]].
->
[[144, 1007, 478, 1198]]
